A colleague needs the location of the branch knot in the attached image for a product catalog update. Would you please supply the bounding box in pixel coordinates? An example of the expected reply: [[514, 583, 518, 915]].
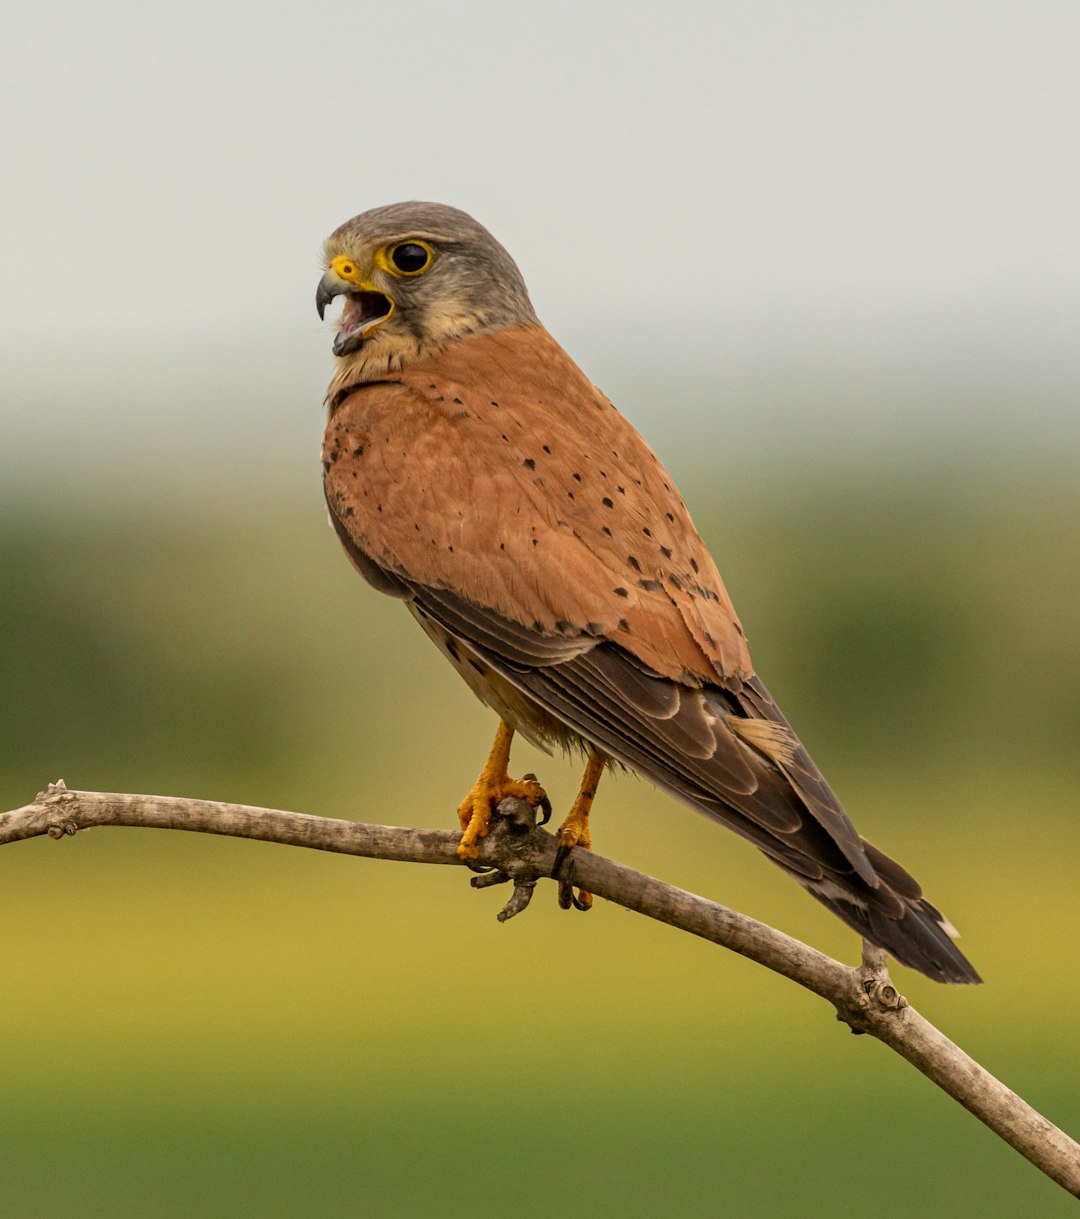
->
[[467, 795, 555, 922]]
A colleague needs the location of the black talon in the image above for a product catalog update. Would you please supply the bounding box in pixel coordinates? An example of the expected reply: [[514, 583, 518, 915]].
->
[[463, 858, 496, 875], [553, 849, 592, 911], [523, 773, 552, 825], [555, 852, 576, 909], [553, 841, 571, 878]]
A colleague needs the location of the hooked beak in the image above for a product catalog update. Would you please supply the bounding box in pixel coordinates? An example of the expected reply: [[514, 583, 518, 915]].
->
[[316, 257, 395, 356], [316, 269, 350, 320]]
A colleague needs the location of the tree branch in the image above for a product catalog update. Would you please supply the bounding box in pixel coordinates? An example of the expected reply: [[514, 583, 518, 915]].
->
[[3, 781, 1078, 1197]]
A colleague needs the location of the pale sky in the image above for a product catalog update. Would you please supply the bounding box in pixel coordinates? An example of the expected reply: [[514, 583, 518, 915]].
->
[[4, 1, 1080, 502]]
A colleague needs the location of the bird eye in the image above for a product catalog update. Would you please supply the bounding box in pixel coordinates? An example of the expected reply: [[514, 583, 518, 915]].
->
[[388, 241, 433, 275]]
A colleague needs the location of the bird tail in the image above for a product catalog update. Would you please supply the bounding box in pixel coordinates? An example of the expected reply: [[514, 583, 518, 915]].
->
[[800, 873, 982, 985]]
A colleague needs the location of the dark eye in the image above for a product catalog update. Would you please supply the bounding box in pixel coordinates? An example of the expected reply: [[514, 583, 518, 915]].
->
[[390, 242, 432, 274]]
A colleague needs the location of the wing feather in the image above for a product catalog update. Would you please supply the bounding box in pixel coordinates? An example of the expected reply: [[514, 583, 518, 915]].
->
[[322, 324, 980, 983]]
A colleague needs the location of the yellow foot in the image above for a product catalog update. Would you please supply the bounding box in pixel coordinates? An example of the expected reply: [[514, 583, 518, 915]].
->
[[457, 771, 549, 859], [553, 750, 605, 911]]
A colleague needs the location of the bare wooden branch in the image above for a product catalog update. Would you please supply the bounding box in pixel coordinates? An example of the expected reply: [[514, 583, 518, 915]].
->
[[3, 780, 1078, 1197]]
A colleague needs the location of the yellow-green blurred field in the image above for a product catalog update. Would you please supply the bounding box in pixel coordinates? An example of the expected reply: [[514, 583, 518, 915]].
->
[[2, 453, 1078, 1216]]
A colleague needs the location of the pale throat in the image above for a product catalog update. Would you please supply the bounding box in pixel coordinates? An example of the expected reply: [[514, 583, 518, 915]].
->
[[327, 329, 427, 399], [326, 305, 494, 403]]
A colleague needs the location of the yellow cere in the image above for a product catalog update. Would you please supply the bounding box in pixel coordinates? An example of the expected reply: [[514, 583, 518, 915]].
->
[[329, 255, 367, 286]]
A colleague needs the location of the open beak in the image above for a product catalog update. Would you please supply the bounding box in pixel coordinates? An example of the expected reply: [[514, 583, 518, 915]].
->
[[316, 260, 394, 356], [316, 269, 350, 321]]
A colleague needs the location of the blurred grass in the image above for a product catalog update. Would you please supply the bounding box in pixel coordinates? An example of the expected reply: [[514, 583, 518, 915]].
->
[[1, 457, 1078, 1215]]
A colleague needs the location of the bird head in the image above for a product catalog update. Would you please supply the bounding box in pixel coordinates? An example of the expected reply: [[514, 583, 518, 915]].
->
[[317, 202, 537, 375]]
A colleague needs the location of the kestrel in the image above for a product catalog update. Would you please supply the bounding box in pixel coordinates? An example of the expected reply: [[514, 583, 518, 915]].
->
[[316, 201, 980, 985]]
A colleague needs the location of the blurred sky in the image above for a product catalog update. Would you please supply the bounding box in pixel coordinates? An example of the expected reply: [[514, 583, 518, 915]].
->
[[3, 0, 1080, 507]]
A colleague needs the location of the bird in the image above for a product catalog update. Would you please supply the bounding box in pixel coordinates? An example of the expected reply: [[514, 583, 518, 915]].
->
[[315, 201, 980, 985]]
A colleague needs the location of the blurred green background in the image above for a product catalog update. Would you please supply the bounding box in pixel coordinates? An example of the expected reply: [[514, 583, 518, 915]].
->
[[2, 446, 1078, 1216], [6, 2, 1080, 1215]]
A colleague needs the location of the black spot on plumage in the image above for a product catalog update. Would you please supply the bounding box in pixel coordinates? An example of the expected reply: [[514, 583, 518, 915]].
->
[[447, 546, 453, 553], [599, 469, 607, 478], [468, 659, 485, 675], [669, 574, 682, 590], [322, 460, 331, 473], [532, 538, 539, 546], [602, 497, 614, 509], [586, 622, 604, 634], [627, 556, 641, 572], [613, 586, 629, 598], [666, 512, 675, 522], [453, 396, 463, 405], [690, 557, 699, 573], [532, 620, 544, 632], [344, 506, 354, 517], [499, 542, 505, 550], [618, 618, 630, 632], [637, 579, 663, 592], [523, 457, 536, 470], [602, 526, 613, 537], [642, 527, 652, 537], [490, 400, 499, 408], [352, 446, 365, 458], [554, 619, 572, 633], [543, 444, 552, 454], [660, 545, 673, 559], [617, 486, 626, 495], [572, 472, 582, 482], [446, 638, 460, 659]]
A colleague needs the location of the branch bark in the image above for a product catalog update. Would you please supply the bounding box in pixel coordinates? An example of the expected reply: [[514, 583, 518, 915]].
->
[[3, 781, 1078, 1197]]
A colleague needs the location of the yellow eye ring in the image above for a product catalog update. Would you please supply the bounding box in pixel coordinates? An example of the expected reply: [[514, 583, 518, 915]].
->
[[377, 240, 434, 277]]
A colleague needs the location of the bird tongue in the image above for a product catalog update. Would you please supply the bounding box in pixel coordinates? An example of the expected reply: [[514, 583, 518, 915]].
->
[[334, 291, 393, 355]]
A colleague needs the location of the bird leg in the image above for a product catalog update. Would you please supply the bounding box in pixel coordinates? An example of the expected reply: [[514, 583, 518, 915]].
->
[[457, 720, 550, 859], [554, 749, 605, 911]]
